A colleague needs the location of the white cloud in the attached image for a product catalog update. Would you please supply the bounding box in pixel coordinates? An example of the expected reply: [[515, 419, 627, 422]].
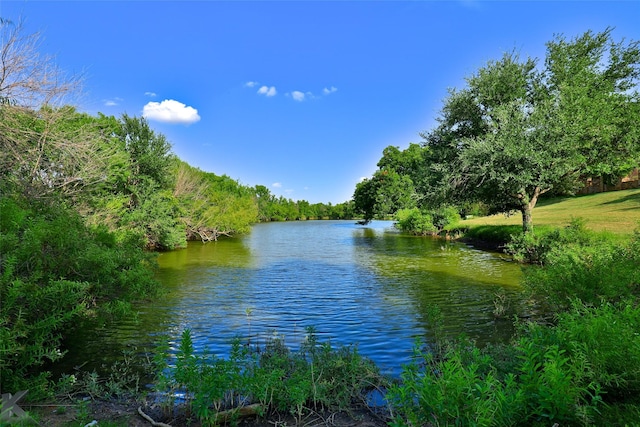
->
[[103, 97, 122, 107], [145, 91, 157, 97], [142, 99, 201, 124], [323, 86, 338, 95], [272, 182, 282, 188], [291, 91, 305, 102], [245, 81, 258, 88], [258, 86, 277, 97]]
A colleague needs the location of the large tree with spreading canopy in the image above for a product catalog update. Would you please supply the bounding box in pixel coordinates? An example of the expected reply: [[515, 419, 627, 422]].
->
[[422, 28, 640, 233]]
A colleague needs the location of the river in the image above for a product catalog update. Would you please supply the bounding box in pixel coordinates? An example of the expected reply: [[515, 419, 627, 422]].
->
[[63, 220, 525, 377]]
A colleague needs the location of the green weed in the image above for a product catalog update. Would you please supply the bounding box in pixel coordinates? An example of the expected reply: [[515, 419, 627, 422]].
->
[[153, 327, 388, 425]]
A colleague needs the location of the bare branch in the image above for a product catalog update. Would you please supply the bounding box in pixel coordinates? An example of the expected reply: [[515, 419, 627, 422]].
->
[[1, 18, 80, 108]]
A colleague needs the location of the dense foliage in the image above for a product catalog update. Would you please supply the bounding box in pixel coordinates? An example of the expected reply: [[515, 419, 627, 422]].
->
[[0, 196, 159, 393], [388, 230, 640, 426], [354, 29, 640, 234], [153, 328, 387, 425]]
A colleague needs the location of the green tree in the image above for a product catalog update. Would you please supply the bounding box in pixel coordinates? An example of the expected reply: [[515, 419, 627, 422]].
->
[[174, 162, 257, 241], [116, 114, 174, 199], [107, 114, 184, 248], [254, 185, 276, 221], [378, 143, 428, 202], [423, 29, 640, 233], [353, 169, 415, 223]]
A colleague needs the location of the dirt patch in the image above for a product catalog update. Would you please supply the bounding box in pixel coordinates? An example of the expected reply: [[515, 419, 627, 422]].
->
[[25, 399, 148, 426], [27, 398, 390, 426]]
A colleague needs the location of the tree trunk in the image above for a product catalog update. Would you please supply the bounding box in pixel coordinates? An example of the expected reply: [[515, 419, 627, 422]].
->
[[521, 203, 533, 234], [520, 186, 543, 234]]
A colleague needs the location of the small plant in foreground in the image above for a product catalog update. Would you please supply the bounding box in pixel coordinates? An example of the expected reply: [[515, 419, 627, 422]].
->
[[153, 327, 389, 425]]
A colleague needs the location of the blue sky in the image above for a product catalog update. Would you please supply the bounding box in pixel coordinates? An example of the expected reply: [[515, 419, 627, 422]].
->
[[2, 1, 639, 204]]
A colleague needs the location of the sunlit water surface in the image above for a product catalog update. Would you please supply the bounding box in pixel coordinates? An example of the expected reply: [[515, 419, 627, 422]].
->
[[63, 220, 525, 376]]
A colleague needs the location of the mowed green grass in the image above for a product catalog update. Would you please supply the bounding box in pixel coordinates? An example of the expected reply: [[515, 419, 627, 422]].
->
[[462, 188, 640, 236]]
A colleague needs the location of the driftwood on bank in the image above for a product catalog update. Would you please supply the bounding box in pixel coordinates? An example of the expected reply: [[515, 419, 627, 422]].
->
[[138, 406, 172, 427], [187, 226, 233, 242], [138, 403, 262, 426], [215, 403, 262, 424]]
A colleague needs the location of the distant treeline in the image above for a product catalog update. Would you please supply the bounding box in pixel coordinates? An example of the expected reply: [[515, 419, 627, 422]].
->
[[1, 106, 355, 249]]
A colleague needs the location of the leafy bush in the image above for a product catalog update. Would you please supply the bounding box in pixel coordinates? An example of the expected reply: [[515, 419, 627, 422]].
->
[[395, 208, 435, 235], [459, 201, 491, 218], [154, 328, 388, 425], [395, 205, 461, 235], [524, 300, 640, 398], [523, 230, 640, 311], [432, 204, 462, 231], [505, 217, 613, 265], [387, 334, 602, 426], [388, 340, 525, 426], [387, 299, 607, 426], [0, 196, 160, 393], [459, 224, 524, 246]]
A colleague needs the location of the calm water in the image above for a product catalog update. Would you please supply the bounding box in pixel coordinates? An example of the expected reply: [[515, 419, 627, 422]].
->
[[64, 220, 524, 376]]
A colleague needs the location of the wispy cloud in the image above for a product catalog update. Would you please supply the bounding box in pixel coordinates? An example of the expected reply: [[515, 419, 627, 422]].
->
[[250, 82, 336, 101], [258, 86, 277, 97], [103, 97, 123, 107], [144, 91, 157, 97], [272, 182, 282, 188], [323, 86, 338, 95], [142, 99, 201, 124]]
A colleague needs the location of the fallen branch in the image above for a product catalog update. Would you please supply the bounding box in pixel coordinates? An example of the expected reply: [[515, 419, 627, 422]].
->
[[215, 403, 262, 424], [138, 403, 262, 426], [137, 406, 172, 427]]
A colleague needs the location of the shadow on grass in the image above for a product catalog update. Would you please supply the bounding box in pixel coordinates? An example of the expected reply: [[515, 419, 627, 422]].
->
[[535, 195, 575, 208], [600, 192, 640, 206]]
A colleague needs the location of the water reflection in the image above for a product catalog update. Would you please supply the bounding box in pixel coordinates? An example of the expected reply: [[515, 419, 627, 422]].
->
[[61, 220, 524, 377]]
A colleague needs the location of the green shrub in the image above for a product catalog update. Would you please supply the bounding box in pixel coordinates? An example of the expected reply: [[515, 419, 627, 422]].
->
[[0, 195, 160, 393], [388, 340, 525, 426], [395, 208, 436, 235], [459, 201, 491, 218], [388, 303, 605, 426], [395, 205, 461, 235], [523, 231, 640, 311], [524, 300, 640, 398], [514, 336, 602, 425], [154, 328, 388, 425], [433, 204, 461, 231], [462, 224, 524, 245], [389, 333, 603, 426], [505, 217, 615, 265]]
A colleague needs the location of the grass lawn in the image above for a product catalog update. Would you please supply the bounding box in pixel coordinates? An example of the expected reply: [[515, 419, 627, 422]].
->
[[461, 188, 640, 237]]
